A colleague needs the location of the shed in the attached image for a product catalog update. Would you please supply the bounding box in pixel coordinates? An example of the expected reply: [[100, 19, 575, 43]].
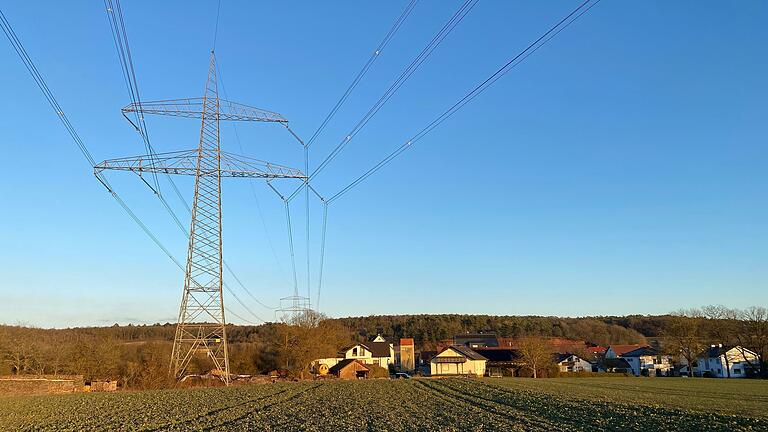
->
[[329, 359, 370, 380]]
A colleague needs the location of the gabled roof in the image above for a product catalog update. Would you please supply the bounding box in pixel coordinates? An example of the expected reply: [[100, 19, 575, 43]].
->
[[340, 343, 371, 355], [608, 344, 648, 356], [604, 358, 632, 370], [455, 333, 498, 348], [369, 341, 392, 358], [621, 346, 657, 357], [699, 345, 757, 359], [440, 345, 487, 361], [587, 346, 607, 354], [328, 359, 369, 374], [473, 348, 519, 362]]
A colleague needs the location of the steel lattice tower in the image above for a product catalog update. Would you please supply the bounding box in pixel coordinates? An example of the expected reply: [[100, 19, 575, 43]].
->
[[96, 52, 306, 383]]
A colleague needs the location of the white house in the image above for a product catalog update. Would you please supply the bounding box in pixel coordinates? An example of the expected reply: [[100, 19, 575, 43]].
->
[[315, 335, 395, 371], [696, 345, 758, 378], [555, 354, 592, 373], [606, 345, 672, 376], [430, 345, 487, 376]]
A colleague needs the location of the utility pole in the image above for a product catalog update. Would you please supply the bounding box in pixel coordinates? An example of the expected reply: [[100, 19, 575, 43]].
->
[[96, 52, 306, 384]]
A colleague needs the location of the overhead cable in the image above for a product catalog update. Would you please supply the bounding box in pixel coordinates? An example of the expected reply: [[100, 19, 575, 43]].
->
[[288, 0, 479, 203], [304, 0, 419, 149], [328, 0, 600, 204]]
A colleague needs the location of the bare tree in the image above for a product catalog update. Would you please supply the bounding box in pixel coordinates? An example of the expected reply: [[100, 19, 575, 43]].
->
[[701, 305, 738, 377], [736, 306, 768, 377], [274, 311, 350, 378], [517, 336, 552, 378], [664, 309, 704, 377]]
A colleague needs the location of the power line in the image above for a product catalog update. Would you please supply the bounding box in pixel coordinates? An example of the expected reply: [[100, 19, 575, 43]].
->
[[304, 0, 418, 149], [2, 7, 270, 327], [216, 60, 289, 305], [304, 0, 479, 189], [328, 0, 600, 204]]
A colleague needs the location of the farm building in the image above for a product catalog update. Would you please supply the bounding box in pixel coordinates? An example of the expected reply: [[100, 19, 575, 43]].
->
[[555, 354, 592, 373], [455, 333, 499, 348], [329, 359, 370, 380], [399, 338, 415, 371], [430, 345, 487, 376], [695, 345, 759, 378], [473, 348, 521, 377]]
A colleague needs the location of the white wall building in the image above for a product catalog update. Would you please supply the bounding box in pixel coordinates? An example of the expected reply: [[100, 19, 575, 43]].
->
[[696, 345, 758, 378], [607, 345, 671, 376], [315, 335, 395, 371], [430, 345, 487, 376], [555, 354, 592, 373]]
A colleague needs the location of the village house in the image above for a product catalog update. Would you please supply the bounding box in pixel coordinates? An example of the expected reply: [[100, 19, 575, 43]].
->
[[314, 334, 395, 371], [555, 354, 592, 373], [430, 345, 487, 376], [695, 345, 758, 378], [607, 345, 671, 376]]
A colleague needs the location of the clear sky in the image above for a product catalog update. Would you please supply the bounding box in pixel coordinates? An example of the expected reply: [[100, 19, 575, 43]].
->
[[1, 1, 766, 328]]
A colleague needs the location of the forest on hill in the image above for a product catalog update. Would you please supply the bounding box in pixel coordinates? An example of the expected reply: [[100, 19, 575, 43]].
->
[[1, 306, 765, 387]]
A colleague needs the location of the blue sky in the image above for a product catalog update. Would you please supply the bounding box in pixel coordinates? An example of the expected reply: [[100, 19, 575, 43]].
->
[[1, 1, 766, 328]]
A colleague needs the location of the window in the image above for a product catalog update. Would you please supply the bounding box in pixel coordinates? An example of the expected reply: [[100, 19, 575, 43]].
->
[[352, 347, 358, 356], [733, 368, 742, 374]]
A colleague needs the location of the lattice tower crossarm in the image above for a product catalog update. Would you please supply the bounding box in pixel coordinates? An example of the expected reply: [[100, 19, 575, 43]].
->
[[95, 51, 305, 384]]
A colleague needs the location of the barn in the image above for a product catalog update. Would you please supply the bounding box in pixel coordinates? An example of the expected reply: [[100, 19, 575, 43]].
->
[[329, 359, 370, 380]]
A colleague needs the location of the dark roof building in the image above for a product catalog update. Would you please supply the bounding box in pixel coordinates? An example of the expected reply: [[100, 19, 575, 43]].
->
[[329, 359, 370, 380], [454, 333, 499, 348]]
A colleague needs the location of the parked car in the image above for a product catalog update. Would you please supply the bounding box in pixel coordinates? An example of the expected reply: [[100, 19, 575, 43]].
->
[[392, 372, 411, 379]]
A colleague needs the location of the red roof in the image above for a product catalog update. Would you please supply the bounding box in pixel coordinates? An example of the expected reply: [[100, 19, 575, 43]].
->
[[609, 344, 648, 356], [587, 346, 607, 354]]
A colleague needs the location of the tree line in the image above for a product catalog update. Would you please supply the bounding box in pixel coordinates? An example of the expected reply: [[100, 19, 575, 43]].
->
[[1, 306, 765, 387]]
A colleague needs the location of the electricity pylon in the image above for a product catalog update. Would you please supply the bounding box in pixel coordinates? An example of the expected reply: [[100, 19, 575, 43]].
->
[[96, 51, 306, 384]]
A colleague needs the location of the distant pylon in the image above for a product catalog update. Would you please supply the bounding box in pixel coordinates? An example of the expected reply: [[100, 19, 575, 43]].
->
[[95, 51, 306, 384]]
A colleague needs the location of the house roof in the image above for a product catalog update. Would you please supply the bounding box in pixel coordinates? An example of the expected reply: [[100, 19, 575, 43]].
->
[[341, 342, 391, 358], [587, 346, 607, 354], [455, 333, 499, 347], [369, 341, 392, 358], [604, 358, 632, 370], [328, 359, 369, 374], [699, 345, 756, 359], [473, 348, 519, 362], [621, 346, 657, 357], [555, 353, 573, 363], [340, 343, 371, 355], [440, 344, 487, 361], [608, 344, 648, 356]]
